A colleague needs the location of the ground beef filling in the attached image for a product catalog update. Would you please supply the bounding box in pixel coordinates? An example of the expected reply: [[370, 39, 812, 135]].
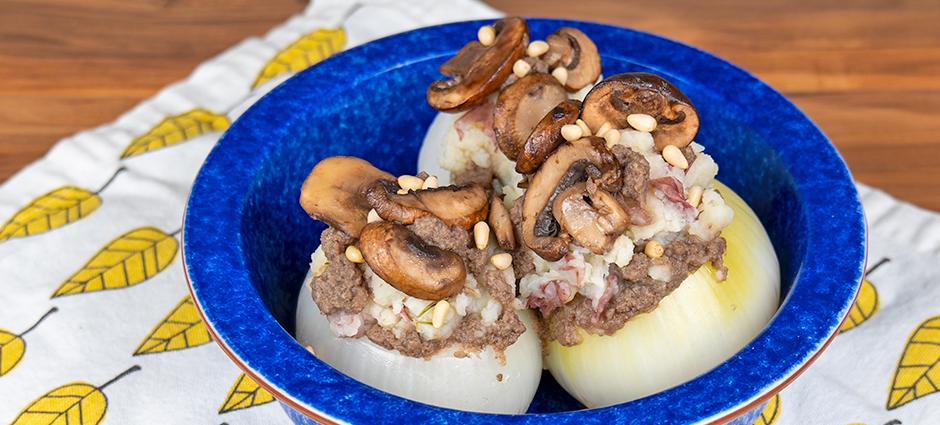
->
[[368, 308, 525, 359], [309, 217, 525, 359], [542, 234, 728, 346], [311, 228, 369, 315], [611, 144, 649, 204], [408, 216, 521, 317]]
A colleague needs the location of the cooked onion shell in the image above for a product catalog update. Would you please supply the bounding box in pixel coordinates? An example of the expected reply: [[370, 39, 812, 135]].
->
[[544, 181, 780, 407], [295, 271, 542, 414]]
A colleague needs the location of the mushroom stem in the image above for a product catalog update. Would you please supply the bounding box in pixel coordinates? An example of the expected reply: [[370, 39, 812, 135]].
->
[[552, 183, 629, 254], [489, 194, 517, 250], [521, 137, 621, 261]]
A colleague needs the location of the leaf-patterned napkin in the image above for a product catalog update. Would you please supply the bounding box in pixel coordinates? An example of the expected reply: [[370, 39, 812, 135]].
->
[[0, 1, 500, 423], [0, 1, 937, 424]]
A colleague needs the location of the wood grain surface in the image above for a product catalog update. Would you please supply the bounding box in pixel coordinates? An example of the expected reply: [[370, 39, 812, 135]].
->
[[1, 0, 938, 209]]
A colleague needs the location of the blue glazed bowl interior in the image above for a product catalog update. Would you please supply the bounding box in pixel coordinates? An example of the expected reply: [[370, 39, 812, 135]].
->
[[185, 19, 865, 424]]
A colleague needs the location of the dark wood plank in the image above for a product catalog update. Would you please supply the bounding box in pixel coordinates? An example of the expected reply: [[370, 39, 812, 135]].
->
[[0, 0, 307, 180], [1, 0, 938, 211], [488, 0, 940, 210]]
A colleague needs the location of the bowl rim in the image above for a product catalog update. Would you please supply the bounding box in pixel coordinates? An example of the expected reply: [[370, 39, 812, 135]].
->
[[183, 18, 867, 424]]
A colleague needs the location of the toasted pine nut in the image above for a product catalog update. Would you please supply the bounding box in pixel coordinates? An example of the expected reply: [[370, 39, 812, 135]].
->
[[490, 253, 513, 270], [478, 25, 496, 46], [305, 344, 316, 356], [603, 128, 621, 147], [397, 188, 409, 195], [527, 40, 550, 57], [576, 119, 592, 137], [512, 59, 531, 78], [345, 245, 364, 263], [662, 145, 689, 169], [432, 300, 450, 328], [644, 240, 665, 258], [561, 124, 583, 142], [595, 122, 612, 137], [687, 185, 704, 208], [551, 67, 568, 86], [367, 208, 382, 223], [398, 174, 424, 191], [627, 113, 658, 132], [421, 175, 439, 189], [473, 221, 490, 250]]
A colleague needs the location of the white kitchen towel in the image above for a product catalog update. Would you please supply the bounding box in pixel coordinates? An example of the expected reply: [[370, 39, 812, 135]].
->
[[0, 0, 936, 424], [0, 1, 500, 424]]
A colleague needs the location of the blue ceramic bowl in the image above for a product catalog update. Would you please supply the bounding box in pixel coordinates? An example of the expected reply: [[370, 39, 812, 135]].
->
[[184, 18, 866, 424]]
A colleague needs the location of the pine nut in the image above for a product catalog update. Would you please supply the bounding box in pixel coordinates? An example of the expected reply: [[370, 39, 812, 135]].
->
[[595, 122, 612, 137], [397, 188, 409, 195], [512, 59, 531, 78], [644, 240, 664, 258], [478, 25, 495, 46], [490, 253, 513, 270], [603, 128, 621, 147], [551, 67, 568, 86], [422, 175, 439, 189], [305, 344, 316, 355], [576, 119, 592, 137], [662, 145, 689, 170], [527, 40, 550, 57], [398, 174, 424, 191], [561, 124, 583, 142], [474, 221, 490, 250], [627, 113, 658, 132], [345, 245, 364, 263], [432, 300, 450, 328], [367, 208, 382, 223], [687, 185, 704, 208]]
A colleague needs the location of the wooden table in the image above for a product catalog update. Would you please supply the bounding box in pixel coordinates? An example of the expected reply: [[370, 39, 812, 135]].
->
[[2, 0, 938, 209]]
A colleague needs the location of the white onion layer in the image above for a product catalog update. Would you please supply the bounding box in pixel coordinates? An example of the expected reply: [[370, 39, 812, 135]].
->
[[544, 181, 781, 408], [295, 279, 542, 414]]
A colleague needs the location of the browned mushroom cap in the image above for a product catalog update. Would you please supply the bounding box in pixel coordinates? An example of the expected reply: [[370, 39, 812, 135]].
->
[[552, 183, 629, 254], [542, 27, 601, 91], [359, 222, 466, 300], [488, 194, 516, 250], [427, 17, 528, 111], [366, 182, 489, 230], [515, 99, 581, 174], [299, 156, 394, 237], [494, 73, 568, 161], [521, 137, 621, 261], [581, 72, 699, 151]]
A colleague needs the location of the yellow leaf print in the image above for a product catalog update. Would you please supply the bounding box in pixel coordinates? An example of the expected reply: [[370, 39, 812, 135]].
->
[[0, 187, 100, 242], [51, 227, 179, 298], [219, 373, 276, 414], [0, 169, 125, 243], [841, 258, 889, 333], [10, 365, 140, 425], [252, 28, 346, 88], [134, 296, 212, 355], [0, 307, 57, 377], [0, 330, 25, 377], [887, 315, 940, 409], [120, 109, 229, 159], [752, 394, 780, 425]]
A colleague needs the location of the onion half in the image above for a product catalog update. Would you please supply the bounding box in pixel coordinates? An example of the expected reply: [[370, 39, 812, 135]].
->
[[295, 276, 542, 414], [544, 181, 780, 407]]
